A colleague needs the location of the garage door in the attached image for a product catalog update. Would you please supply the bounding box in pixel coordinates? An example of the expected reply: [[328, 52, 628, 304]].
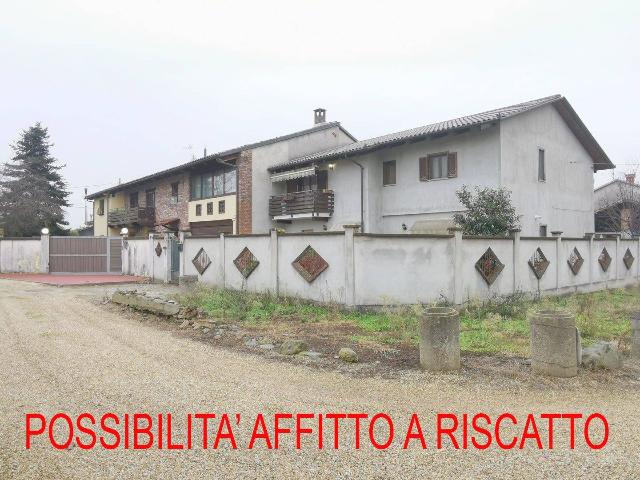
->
[[189, 220, 234, 237], [49, 237, 122, 273]]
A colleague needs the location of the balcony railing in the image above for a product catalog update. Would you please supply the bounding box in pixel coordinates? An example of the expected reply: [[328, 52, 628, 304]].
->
[[107, 207, 155, 227], [269, 190, 334, 219]]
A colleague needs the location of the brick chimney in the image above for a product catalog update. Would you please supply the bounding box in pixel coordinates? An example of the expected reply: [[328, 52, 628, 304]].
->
[[626, 173, 636, 184], [314, 108, 326, 125]]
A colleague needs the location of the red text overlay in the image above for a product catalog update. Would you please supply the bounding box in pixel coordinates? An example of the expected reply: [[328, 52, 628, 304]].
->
[[25, 412, 609, 451]]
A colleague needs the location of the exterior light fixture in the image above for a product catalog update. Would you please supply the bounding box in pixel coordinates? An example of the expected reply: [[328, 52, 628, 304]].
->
[[41, 228, 50, 235], [120, 227, 129, 236], [328, 163, 336, 171]]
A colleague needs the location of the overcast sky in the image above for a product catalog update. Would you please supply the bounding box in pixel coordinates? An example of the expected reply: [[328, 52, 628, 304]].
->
[[1, 0, 638, 228]]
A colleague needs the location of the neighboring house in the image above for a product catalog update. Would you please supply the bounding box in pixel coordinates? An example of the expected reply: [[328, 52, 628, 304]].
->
[[87, 110, 355, 237], [268, 95, 613, 237], [594, 174, 640, 235]]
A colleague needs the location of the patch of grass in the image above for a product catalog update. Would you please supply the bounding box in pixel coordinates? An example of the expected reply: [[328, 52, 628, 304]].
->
[[177, 285, 638, 356]]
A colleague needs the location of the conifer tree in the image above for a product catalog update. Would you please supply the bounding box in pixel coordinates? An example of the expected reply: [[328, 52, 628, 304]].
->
[[0, 123, 70, 236]]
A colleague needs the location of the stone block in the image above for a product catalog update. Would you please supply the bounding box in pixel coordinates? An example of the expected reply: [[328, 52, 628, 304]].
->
[[530, 310, 578, 377], [112, 291, 181, 316], [419, 307, 460, 372]]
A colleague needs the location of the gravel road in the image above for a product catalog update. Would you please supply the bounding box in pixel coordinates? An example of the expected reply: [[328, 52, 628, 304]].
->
[[1, 279, 639, 479]]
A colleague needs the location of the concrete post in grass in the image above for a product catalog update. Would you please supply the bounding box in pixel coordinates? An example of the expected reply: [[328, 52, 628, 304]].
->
[[530, 310, 578, 377], [419, 307, 460, 371], [631, 313, 640, 359]]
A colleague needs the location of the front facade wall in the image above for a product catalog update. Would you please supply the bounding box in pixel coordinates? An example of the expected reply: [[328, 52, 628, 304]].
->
[[188, 194, 237, 232], [253, 125, 355, 234], [500, 104, 595, 237], [275, 107, 597, 238], [93, 173, 189, 237], [275, 124, 502, 234]]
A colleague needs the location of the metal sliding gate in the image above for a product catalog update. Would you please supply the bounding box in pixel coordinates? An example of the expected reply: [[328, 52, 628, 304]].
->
[[49, 236, 122, 274]]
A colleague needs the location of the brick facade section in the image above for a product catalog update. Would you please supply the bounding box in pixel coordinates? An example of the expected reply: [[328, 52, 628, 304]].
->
[[237, 150, 252, 234], [119, 173, 189, 235], [152, 173, 190, 232]]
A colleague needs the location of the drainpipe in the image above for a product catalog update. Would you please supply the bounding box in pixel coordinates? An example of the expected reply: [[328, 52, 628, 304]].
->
[[349, 158, 365, 233]]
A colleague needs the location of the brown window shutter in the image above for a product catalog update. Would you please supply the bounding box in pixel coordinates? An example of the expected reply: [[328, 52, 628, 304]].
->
[[419, 157, 427, 181], [447, 152, 457, 178]]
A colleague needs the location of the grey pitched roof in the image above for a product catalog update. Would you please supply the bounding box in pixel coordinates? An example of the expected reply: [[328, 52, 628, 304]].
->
[[594, 178, 640, 192], [269, 94, 614, 172], [87, 121, 356, 199]]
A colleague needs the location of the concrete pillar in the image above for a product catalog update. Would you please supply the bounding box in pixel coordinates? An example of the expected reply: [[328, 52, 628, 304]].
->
[[178, 231, 186, 277], [510, 228, 521, 293], [40, 234, 50, 273], [269, 229, 279, 296], [584, 232, 594, 285], [631, 314, 640, 359], [219, 233, 226, 289], [419, 307, 460, 371], [448, 227, 463, 305], [148, 233, 155, 280], [163, 233, 171, 283], [530, 310, 578, 377], [343, 225, 358, 308], [121, 232, 129, 275], [637, 235, 640, 279], [551, 231, 562, 293], [615, 234, 621, 281]]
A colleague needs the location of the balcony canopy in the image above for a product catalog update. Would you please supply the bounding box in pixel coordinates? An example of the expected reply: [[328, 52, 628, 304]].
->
[[270, 165, 316, 183]]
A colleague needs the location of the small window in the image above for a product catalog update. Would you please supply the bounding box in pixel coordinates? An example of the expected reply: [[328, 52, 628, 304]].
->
[[420, 152, 457, 181], [97, 199, 105, 216], [429, 154, 448, 179], [218, 200, 225, 214], [129, 192, 139, 208], [383, 160, 396, 186], [170, 182, 179, 204], [206, 202, 213, 215], [538, 149, 546, 181], [224, 168, 237, 194], [539, 225, 547, 237], [195, 204, 202, 216], [145, 189, 155, 207]]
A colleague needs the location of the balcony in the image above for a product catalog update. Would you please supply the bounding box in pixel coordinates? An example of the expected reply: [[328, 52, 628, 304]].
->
[[269, 190, 334, 220], [107, 207, 155, 227]]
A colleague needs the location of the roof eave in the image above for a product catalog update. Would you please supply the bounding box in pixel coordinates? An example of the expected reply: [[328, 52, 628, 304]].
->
[[551, 98, 614, 172]]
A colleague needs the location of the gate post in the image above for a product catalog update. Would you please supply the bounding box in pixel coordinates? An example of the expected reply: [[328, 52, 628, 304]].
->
[[40, 232, 50, 273], [164, 233, 171, 283]]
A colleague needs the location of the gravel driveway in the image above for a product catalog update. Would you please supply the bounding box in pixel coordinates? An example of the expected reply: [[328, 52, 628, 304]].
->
[[1, 279, 638, 479]]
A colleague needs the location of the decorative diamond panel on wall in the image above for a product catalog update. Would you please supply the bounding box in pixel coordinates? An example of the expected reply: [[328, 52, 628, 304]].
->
[[528, 247, 550, 280], [192, 248, 211, 275], [598, 247, 612, 272], [155, 242, 163, 257], [623, 248, 635, 270], [292, 245, 329, 283], [475, 247, 504, 286], [234, 247, 260, 278], [567, 247, 584, 275]]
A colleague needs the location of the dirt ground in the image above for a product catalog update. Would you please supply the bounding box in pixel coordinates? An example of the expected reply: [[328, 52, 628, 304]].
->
[[1, 279, 640, 479]]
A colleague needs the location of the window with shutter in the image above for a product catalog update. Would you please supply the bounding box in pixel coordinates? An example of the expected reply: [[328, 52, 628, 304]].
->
[[447, 152, 457, 178], [420, 152, 457, 180], [383, 160, 396, 186], [538, 149, 546, 181], [419, 157, 428, 181]]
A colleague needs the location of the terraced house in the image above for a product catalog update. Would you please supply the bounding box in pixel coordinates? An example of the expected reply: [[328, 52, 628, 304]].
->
[[89, 95, 613, 239], [87, 109, 355, 237], [269, 94, 613, 236]]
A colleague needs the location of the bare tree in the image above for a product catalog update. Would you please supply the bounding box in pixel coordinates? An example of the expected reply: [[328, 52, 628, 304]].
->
[[595, 174, 640, 237]]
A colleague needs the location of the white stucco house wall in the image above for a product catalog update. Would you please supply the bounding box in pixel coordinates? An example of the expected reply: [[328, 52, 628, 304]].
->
[[267, 95, 613, 237]]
